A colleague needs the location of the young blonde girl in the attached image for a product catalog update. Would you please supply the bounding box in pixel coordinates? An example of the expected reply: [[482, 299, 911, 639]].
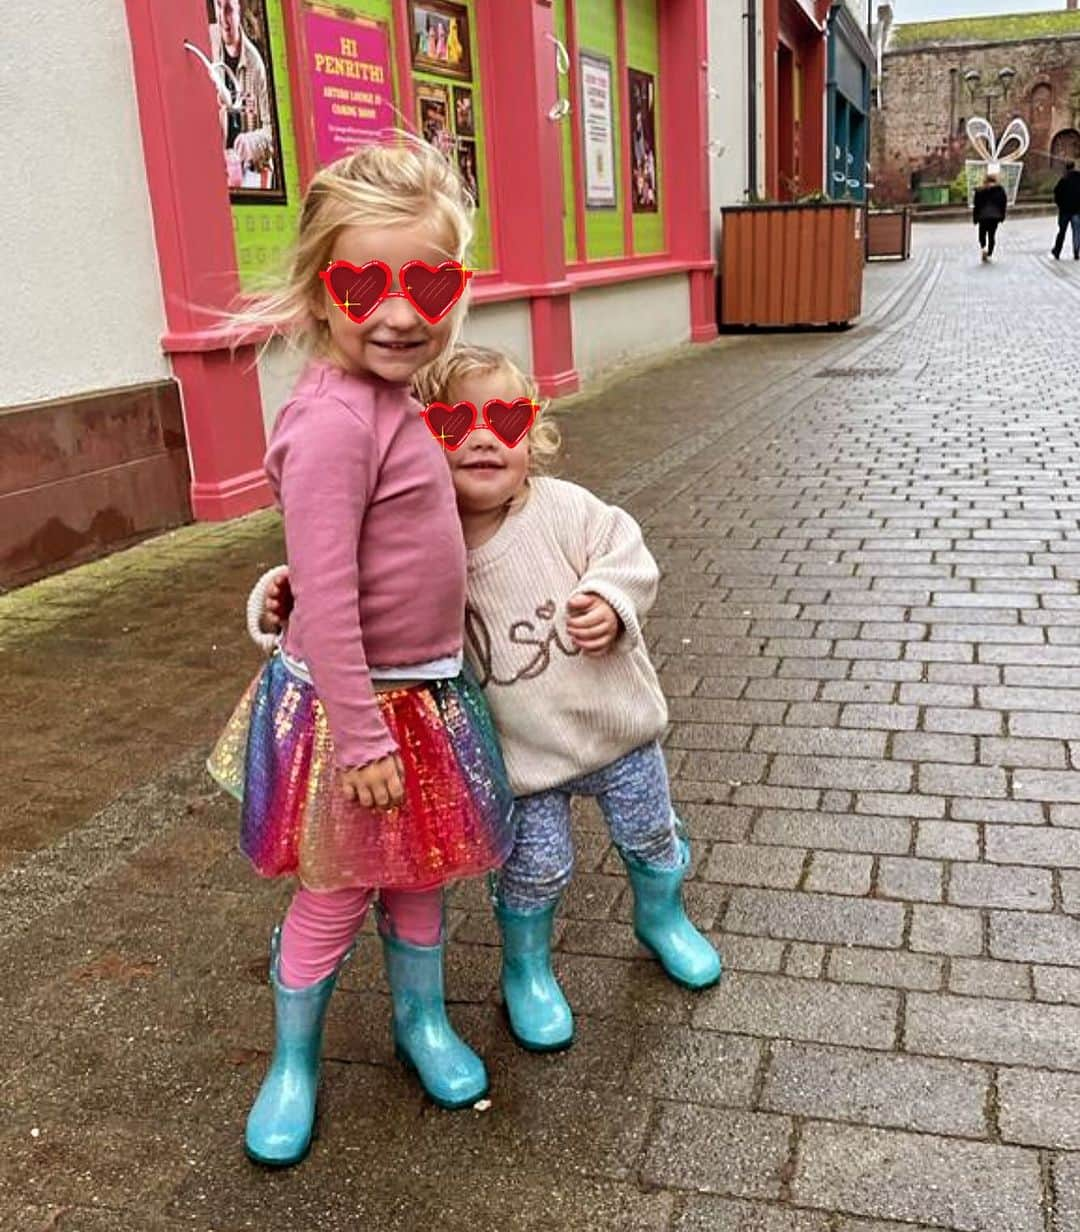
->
[[257, 344, 720, 1057], [207, 138, 514, 1168]]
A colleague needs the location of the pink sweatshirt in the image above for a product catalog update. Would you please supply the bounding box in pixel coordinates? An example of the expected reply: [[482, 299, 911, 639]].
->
[[265, 360, 466, 769]]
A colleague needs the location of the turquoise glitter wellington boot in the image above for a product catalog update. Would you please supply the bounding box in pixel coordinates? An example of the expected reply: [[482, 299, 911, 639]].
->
[[494, 899, 574, 1053], [245, 927, 345, 1167], [380, 926, 489, 1110], [622, 836, 722, 990]]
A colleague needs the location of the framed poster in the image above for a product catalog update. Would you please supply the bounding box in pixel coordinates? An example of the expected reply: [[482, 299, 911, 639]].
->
[[453, 85, 475, 138], [628, 68, 658, 213], [579, 51, 616, 209], [408, 1, 472, 81], [205, 0, 288, 203], [456, 138, 479, 204], [299, 4, 394, 167], [416, 81, 455, 159]]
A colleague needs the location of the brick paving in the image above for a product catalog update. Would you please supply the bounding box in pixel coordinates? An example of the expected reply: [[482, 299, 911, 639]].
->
[[3, 215, 1080, 1229]]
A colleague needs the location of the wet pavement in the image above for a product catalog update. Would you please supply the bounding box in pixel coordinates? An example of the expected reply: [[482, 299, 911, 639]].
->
[[3, 214, 1080, 1230]]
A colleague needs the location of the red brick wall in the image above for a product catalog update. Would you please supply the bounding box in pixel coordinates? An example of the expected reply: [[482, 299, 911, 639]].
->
[[871, 35, 1080, 204]]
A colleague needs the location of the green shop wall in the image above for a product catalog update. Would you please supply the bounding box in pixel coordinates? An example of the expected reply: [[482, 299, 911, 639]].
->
[[553, 0, 578, 262], [409, 0, 492, 271], [233, 0, 492, 291], [625, 0, 663, 255], [233, 0, 303, 290], [574, 0, 625, 261]]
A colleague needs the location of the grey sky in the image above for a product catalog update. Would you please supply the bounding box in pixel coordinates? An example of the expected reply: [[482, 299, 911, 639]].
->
[[896, 0, 1064, 18]]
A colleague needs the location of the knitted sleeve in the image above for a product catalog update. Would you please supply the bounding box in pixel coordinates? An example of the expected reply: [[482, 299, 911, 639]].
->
[[570, 489, 660, 655], [267, 396, 399, 770]]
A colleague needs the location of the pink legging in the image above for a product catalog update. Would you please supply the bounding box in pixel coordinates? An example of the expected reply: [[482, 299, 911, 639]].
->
[[279, 884, 443, 989]]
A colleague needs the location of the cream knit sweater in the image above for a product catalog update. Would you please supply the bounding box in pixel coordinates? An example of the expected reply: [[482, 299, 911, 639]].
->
[[465, 476, 668, 796]]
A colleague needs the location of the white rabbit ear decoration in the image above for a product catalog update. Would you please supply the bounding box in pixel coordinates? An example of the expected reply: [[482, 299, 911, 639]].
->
[[966, 116, 1030, 164]]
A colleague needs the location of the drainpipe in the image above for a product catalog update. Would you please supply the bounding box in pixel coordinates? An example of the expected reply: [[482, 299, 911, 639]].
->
[[746, 0, 758, 197]]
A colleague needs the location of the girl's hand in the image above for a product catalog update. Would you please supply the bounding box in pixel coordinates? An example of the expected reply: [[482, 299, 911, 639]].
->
[[341, 754, 405, 810], [260, 571, 295, 634], [566, 592, 621, 656]]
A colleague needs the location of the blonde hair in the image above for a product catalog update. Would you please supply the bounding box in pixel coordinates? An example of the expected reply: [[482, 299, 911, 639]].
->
[[413, 344, 562, 474], [226, 130, 474, 353]]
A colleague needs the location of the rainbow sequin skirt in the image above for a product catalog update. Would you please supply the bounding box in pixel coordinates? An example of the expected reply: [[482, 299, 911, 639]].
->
[[207, 654, 514, 892]]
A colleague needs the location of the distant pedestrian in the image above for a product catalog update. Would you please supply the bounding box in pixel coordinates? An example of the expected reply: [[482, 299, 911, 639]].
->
[[1051, 159, 1080, 260], [973, 169, 1008, 262]]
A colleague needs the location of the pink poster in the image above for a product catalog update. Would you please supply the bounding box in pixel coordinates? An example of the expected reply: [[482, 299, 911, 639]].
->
[[303, 5, 395, 166]]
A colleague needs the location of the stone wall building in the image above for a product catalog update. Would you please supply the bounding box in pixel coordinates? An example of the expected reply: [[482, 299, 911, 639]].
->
[[871, 5, 1080, 204]]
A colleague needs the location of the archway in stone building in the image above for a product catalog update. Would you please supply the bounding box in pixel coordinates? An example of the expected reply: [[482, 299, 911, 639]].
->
[[1051, 128, 1080, 167]]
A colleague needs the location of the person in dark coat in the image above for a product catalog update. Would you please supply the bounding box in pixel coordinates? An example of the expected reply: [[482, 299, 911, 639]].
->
[[1052, 160, 1080, 260], [973, 170, 1008, 262]]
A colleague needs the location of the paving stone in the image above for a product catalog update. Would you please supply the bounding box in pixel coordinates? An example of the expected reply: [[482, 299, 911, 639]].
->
[[828, 946, 943, 991], [718, 934, 786, 973], [986, 826, 1080, 867], [704, 843, 807, 889], [1061, 870, 1080, 915], [999, 1069, 1080, 1149], [906, 991, 1080, 1070], [918, 763, 1008, 799], [948, 957, 1031, 1000], [951, 798, 1045, 826], [893, 733, 976, 764], [857, 791, 944, 818], [723, 888, 905, 948], [1011, 712, 1080, 739], [980, 737, 1067, 769], [910, 905, 984, 957], [752, 810, 911, 856], [693, 972, 898, 1049], [877, 857, 943, 903], [640, 1103, 792, 1199], [949, 864, 1053, 911], [1054, 1154, 1080, 1232], [625, 1027, 761, 1107], [1050, 804, 1080, 829], [1033, 964, 1080, 1004], [990, 911, 1080, 966], [783, 942, 826, 979], [925, 706, 1003, 736], [673, 1197, 831, 1232], [761, 1041, 989, 1137], [804, 852, 873, 897], [1012, 770, 1080, 805], [916, 820, 980, 862], [769, 756, 912, 793], [839, 704, 919, 731], [792, 1122, 1043, 1232]]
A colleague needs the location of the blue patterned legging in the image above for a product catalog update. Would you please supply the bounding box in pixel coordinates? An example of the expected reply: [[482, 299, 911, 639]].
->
[[495, 740, 682, 912]]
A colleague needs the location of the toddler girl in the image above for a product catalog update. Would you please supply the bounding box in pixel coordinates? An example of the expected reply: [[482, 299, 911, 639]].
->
[[207, 139, 514, 1168], [255, 345, 720, 1056]]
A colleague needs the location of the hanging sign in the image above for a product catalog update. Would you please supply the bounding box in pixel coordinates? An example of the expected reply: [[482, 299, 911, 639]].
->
[[302, 4, 395, 166], [580, 51, 616, 209]]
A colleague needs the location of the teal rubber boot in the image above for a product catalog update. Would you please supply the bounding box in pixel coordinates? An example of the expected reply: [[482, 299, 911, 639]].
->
[[245, 928, 343, 1167], [494, 900, 574, 1052], [622, 837, 722, 990], [381, 928, 489, 1109]]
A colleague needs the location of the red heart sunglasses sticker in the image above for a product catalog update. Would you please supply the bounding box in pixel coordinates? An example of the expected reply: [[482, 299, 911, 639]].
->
[[484, 398, 537, 448], [401, 261, 468, 322], [323, 261, 391, 322], [422, 401, 476, 451]]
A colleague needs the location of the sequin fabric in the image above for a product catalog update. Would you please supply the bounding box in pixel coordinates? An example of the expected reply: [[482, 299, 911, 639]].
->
[[207, 655, 514, 891]]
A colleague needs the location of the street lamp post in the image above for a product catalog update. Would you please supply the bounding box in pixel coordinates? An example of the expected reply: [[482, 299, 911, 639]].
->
[[961, 66, 1017, 124]]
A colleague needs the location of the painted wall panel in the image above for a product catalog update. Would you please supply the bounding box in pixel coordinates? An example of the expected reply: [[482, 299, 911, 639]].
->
[[625, 0, 664, 254], [571, 276, 689, 379], [1, 0, 170, 407]]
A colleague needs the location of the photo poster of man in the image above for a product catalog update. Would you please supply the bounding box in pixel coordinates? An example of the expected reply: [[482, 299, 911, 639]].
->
[[628, 68, 658, 213], [456, 139, 479, 205], [206, 0, 287, 202], [453, 85, 475, 138]]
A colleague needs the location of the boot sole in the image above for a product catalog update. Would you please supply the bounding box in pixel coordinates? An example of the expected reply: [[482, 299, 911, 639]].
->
[[500, 998, 575, 1054], [394, 1043, 489, 1110], [635, 932, 723, 991]]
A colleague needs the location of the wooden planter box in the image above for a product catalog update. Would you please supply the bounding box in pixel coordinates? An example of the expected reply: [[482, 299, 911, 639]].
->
[[720, 202, 865, 329], [866, 207, 912, 261]]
